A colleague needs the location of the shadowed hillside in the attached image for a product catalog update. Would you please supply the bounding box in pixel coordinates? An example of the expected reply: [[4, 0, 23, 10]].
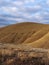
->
[[0, 22, 49, 49]]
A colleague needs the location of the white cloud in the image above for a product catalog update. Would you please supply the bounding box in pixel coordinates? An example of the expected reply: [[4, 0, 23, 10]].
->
[[1, 6, 19, 15], [24, 0, 35, 4], [33, 5, 41, 9], [12, 1, 23, 6], [0, 0, 49, 25], [46, 0, 49, 5], [23, 13, 32, 19], [34, 13, 42, 20]]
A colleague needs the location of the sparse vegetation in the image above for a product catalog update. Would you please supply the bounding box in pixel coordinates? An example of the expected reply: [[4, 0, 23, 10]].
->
[[0, 48, 49, 65], [0, 22, 49, 65]]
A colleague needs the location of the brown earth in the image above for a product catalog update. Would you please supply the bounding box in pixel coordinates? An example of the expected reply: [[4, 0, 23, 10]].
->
[[0, 22, 49, 49], [0, 22, 49, 65]]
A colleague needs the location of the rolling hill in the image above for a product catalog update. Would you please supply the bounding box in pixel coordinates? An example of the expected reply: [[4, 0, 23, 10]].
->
[[0, 22, 49, 49]]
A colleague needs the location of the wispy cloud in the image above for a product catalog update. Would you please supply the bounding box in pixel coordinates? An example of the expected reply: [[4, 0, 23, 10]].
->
[[0, 0, 49, 26]]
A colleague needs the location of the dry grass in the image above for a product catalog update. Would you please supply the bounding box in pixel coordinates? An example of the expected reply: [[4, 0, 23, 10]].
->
[[0, 48, 49, 65], [0, 22, 49, 49], [0, 22, 49, 48], [0, 22, 49, 65]]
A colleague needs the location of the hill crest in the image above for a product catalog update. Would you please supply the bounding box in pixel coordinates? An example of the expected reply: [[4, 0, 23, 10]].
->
[[0, 22, 49, 49]]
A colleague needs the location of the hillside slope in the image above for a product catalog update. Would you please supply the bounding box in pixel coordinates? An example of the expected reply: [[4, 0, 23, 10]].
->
[[0, 22, 49, 49]]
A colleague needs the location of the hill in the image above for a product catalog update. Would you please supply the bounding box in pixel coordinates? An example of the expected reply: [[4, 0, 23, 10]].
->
[[0, 22, 49, 49]]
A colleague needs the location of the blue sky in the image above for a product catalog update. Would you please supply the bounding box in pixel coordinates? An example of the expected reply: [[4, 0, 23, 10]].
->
[[0, 0, 49, 26]]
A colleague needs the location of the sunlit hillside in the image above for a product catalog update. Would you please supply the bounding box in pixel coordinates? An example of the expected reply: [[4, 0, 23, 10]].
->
[[0, 22, 49, 49]]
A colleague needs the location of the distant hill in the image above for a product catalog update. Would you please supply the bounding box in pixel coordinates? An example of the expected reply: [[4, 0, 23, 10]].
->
[[0, 22, 49, 49]]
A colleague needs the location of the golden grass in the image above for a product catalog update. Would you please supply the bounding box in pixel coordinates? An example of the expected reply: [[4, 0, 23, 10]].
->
[[0, 22, 49, 49]]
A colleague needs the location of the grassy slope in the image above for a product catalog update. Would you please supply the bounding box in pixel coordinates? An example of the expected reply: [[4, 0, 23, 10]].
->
[[0, 22, 49, 49]]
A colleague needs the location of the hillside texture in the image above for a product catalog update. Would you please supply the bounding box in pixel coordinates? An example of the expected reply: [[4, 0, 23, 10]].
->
[[0, 22, 49, 49]]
